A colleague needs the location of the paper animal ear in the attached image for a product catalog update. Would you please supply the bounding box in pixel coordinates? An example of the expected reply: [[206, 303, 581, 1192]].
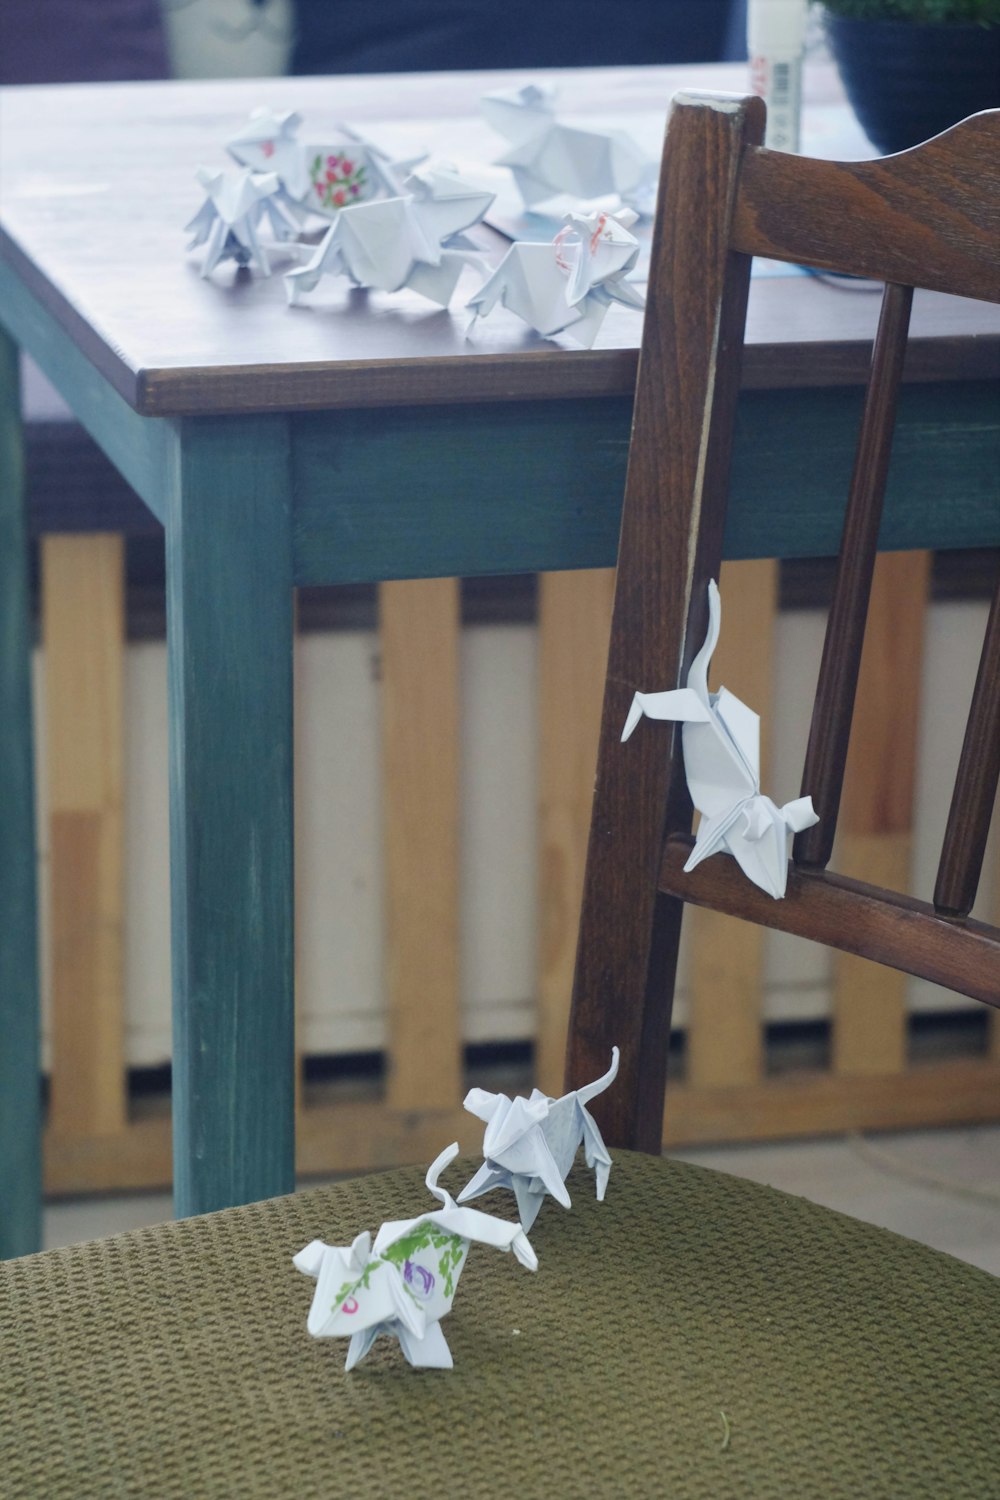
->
[[463, 1087, 502, 1123], [292, 1239, 326, 1278]]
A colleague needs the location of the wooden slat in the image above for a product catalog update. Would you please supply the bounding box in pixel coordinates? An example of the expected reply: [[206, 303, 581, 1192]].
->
[[687, 559, 777, 1089], [935, 576, 1000, 916], [42, 533, 127, 1138], [536, 568, 615, 1097], [663, 1058, 1000, 1147], [661, 834, 1000, 1005], [796, 283, 914, 870], [381, 578, 462, 1112], [833, 551, 930, 1075], [42, 1056, 1000, 1195], [732, 112, 1000, 302]]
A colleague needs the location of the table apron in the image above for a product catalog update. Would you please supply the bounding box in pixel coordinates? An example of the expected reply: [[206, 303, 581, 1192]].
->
[[290, 383, 1000, 585]]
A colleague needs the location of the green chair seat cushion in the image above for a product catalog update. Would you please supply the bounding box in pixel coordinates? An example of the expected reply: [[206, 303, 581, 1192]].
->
[[2, 1150, 997, 1498]]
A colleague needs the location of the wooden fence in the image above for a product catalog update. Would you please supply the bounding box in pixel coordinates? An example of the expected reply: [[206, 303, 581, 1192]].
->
[[40, 539, 1000, 1195]]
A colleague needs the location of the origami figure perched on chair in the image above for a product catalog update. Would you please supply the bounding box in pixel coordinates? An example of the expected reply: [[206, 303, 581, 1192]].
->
[[284, 163, 494, 307], [622, 579, 819, 899], [458, 1047, 619, 1230], [185, 166, 294, 278], [294, 1143, 537, 1371]]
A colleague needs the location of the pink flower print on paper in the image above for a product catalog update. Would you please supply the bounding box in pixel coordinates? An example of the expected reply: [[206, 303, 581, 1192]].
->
[[310, 150, 369, 212]]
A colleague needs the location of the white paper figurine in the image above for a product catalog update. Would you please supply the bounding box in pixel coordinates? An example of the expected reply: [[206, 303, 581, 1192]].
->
[[184, 166, 293, 277], [294, 1143, 537, 1372], [458, 1047, 619, 1230], [622, 580, 819, 899], [467, 207, 644, 347], [481, 83, 654, 212], [285, 163, 494, 307], [227, 106, 410, 221]]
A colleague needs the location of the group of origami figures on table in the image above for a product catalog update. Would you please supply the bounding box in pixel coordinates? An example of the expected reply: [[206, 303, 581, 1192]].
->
[[296, 586, 816, 1371], [185, 83, 650, 347]]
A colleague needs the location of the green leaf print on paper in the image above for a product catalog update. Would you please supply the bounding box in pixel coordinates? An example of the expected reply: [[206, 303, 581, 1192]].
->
[[330, 1259, 379, 1313], [381, 1224, 467, 1298]]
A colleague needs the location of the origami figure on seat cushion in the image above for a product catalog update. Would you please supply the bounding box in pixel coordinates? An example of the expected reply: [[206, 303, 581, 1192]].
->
[[294, 1142, 537, 1371], [458, 1047, 620, 1230]]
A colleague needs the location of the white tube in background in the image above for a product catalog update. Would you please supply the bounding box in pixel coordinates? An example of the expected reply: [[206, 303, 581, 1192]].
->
[[748, 0, 807, 153]]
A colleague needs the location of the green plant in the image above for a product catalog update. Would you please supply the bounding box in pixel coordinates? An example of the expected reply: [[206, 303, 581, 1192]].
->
[[820, 0, 1000, 21]]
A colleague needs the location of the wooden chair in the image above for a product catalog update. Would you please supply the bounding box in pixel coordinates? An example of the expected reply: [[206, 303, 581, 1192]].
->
[[568, 91, 1000, 1149], [2, 95, 998, 1498]]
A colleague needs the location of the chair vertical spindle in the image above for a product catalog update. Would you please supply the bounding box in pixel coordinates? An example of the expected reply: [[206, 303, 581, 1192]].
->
[[934, 574, 1000, 916], [794, 281, 913, 870]]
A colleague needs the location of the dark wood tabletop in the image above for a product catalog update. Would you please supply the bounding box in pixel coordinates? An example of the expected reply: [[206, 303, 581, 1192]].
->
[[2, 64, 998, 416]]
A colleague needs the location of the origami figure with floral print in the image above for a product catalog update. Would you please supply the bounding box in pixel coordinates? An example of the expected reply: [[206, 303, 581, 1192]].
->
[[285, 163, 494, 308], [622, 579, 819, 899], [294, 1143, 537, 1371], [227, 106, 408, 223], [458, 1047, 619, 1230]]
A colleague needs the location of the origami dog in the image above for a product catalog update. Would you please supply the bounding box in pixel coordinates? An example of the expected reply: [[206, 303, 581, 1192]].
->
[[622, 579, 818, 898], [294, 1142, 537, 1371], [458, 1047, 620, 1230]]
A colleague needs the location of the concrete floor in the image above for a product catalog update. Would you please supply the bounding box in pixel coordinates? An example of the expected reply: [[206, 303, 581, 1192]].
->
[[44, 1124, 1000, 1276]]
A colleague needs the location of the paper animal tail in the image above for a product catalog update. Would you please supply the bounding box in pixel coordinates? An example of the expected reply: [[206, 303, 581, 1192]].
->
[[575, 1046, 620, 1107], [687, 579, 721, 705], [425, 1141, 461, 1207]]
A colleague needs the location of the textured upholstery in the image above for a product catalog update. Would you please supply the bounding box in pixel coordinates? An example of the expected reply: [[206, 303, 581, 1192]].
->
[[3, 1151, 997, 1498]]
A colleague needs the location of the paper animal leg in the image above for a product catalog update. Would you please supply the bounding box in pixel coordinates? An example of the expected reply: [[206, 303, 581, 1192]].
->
[[580, 1110, 613, 1201], [344, 1325, 382, 1372], [200, 218, 229, 278], [512, 1175, 547, 1232], [397, 1319, 453, 1370], [284, 227, 337, 304], [456, 1160, 509, 1204], [243, 218, 270, 278], [621, 687, 711, 741]]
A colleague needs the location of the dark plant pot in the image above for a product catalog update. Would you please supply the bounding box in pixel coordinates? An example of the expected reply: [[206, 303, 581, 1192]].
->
[[825, 14, 1000, 154]]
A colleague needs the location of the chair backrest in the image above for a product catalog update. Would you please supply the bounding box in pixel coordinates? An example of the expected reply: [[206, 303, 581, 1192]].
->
[[567, 92, 1000, 1151]]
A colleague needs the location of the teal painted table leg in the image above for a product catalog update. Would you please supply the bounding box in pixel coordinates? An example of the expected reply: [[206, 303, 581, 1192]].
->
[[166, 417, 295, 1219], [0, 329, 41, 1258]]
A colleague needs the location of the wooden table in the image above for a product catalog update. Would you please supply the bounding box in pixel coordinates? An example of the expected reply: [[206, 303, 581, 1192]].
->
[[2, 64, 998, 1255]]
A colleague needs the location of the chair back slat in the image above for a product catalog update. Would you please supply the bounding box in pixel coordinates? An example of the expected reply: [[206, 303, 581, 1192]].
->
[[660, 834, 1000, 1005], [934, 578, 1000, 917], [794, 282, 913, 869], [731, 112, 1000, 302]]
